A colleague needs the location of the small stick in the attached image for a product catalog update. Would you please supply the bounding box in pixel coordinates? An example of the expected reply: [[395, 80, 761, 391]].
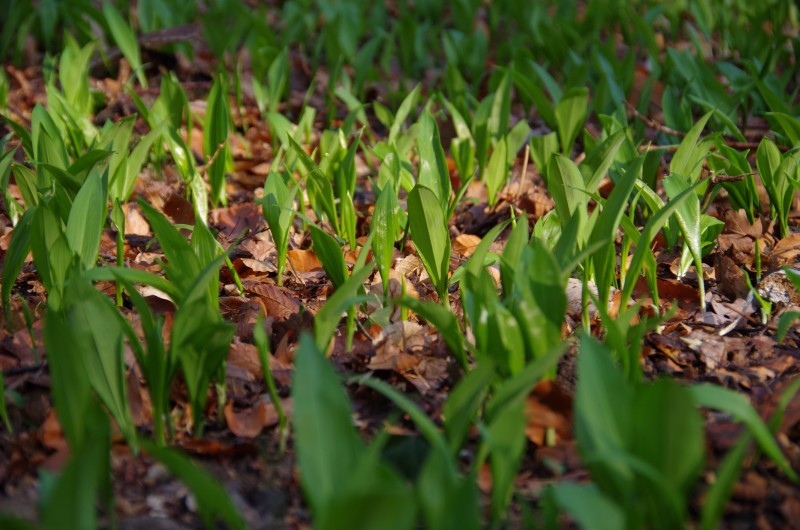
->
[[624, 100, 686, 138]]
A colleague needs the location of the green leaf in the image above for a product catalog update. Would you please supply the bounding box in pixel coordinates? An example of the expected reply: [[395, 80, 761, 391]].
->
[[142, 441, 246, 530], [103, 3, 146, 88], [310, 224, 349, 288], [417, 111, 451, 213], [547, 154, 586, 227], [204, 75, 231, 207], [700, 436, 750, 530], [83, 266, 181, 303], [632, 379, 704, 496], [669, 112, 712, 182], [417, 449, 480, 530], [170, 254, 234, 433], [313, 264, 374, 352], [590, 154, 641, 306], [31, 103, 68, 169], [777, 310, 800, 342], [293, 334, 363, 516], [485, 136, 508, 208], [574, 337, 632, 459], [66, 168, 108, 270], [113, 121, 166, 202], [549, 483, 625, 530], [41, 403, 110, 530], [57, 38, 95, 119], [0, 515, 37, 530], [529, 132, 559, 179], [2, 207, 35, 318], [620, 180, 704, 307], [443, 361, 494, 452], [11, 164, 40, 210], [43, 307, 93, 450], [61, 275, 137, 449], [359, 376, 451, 459], [31, 202, 72, 304], [408, 185, 451, 305], [663, 174, 706, 310], [689, 384, 797, 481], [580, 129, 627, 194], [486, 400, 527, 523], [371, 183, 399, 298], [261, 170, 299, 285], [499, 214, 529, 295], [319, 455, 416, 530], [485, 346, 564, 420], [511, 242, 567, 358], [396, 296, 466, 367], [766, 112, 800, 147], [389, 83, 421, 144], [488, 68, 512, 138], [139, 199, 201, 296], [555, 87, 589, 155]]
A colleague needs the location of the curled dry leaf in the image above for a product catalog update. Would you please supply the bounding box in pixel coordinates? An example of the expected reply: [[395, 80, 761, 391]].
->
[[228, 340, 263, 381], [127, 369, 152, 426], [524, 380, 573, 446], [714, 252, 749, 301], [722, 209, 763, 239], [369, 321, 426, 370], [224, 396, 292, 438], [122, 202, 151, 236], [402, 356, 449, 395], [767, 234, 800, 269], [452, 234, 482, 257], [211, 202, 264, 239], [287, 249, 322, 273], [245, 281, 301, 320], [241, 231, 276, 261]]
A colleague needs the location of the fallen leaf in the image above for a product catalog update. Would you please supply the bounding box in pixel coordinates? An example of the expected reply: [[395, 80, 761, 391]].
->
[[768, 234, 800, 268], [524, 380, 573, 446], [722, 209, 763, 239], [714, 251, 749, 300], [224, 396, 292, 438], [123, 202, 151, 236], [211, 202, 264, 239], [245, 281, 301, 320], [287, 249, 322, 273], [452, 234, 482, 257]]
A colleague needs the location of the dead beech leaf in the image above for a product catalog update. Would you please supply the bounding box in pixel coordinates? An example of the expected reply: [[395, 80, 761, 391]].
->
[[212, 202, 263, 239], [245, 281, 301, 320], [524, 380, 573, 446], [768, 234, 800, 268], [369, 321, 425, 370], [127, 369, 152, 426], [722, 209, 762, 238], [40, 409, 67, 452], [287, 249, 322, 273], [238, 257, 277, 273], [681, 330, 725, 370], [403, 356, 448, 395], [228, 340, 263, 380], [241, 232, 276, 261], [394, 254, 424, 279], [344, 237, 371, 266], [224, 396, 292, 438], [122, 203, 150, 236], [452, 234, 482, 257], [658, 278, 703, 306], [161, 192, 195, 227], [714, 252, 749, 300]]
